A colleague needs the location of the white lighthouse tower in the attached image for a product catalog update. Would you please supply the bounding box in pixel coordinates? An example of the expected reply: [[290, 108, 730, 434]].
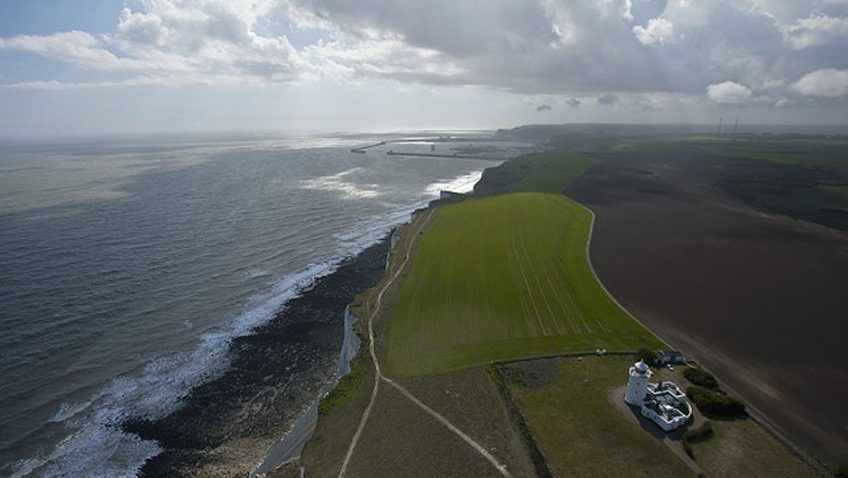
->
[[625, 360, 652, 405]]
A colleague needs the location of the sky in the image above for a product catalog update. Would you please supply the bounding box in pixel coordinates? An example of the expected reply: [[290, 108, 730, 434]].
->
[[1, 0, 847, 138]]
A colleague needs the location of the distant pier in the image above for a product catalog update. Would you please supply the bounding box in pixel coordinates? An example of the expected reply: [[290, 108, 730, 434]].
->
[[350, 141, 386, 153], [386, 150, 504, 161]]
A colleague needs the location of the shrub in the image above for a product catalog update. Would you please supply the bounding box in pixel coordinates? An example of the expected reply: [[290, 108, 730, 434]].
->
[[684, 367, 719, 390], [635, 348, 659, 366], [319, 356, 369, 416], [687, 386, 747, 419], [682, 422, 715, 458]]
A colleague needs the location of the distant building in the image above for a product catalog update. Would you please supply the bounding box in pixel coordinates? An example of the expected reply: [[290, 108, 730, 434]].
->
[[655, 350, 685, 366], [625, 360, 692, 432]]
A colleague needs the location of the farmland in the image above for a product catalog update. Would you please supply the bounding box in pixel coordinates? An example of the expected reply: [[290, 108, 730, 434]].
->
[[500, 356, 694, 478], [566, 147, 848, 464], [385, 192, 661, 376]]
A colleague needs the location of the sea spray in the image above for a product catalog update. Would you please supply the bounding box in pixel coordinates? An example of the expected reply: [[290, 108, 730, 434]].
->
[[4, 146, 496, 477]]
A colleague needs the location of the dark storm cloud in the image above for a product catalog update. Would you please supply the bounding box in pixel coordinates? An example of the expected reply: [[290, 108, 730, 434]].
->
[[287, 0, 848, 101], [597, 93, 620, 106]]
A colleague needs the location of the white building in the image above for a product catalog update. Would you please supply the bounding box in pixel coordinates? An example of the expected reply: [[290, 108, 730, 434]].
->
[[624, 360, 692, 432], [625, 360, 652, 405], [656, 350, 685, 365]]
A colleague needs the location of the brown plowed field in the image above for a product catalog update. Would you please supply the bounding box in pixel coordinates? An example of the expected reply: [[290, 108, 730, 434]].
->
[[566, 152, 848, 465]]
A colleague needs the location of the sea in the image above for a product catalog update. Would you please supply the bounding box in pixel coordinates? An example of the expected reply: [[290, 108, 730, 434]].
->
[[0, 133, 518, 477]]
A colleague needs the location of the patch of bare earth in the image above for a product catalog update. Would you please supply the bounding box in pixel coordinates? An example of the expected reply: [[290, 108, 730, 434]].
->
[[566, 152, 848, 465]]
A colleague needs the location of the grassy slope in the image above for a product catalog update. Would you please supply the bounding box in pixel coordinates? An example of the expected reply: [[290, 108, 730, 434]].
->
[[386, 192, 661, 376], [344, 384, 504, 478], [340, 367, 538, 478], [504, 356, 693, 478], [474, 152, 597, 196], [688, 418, 818, 478]]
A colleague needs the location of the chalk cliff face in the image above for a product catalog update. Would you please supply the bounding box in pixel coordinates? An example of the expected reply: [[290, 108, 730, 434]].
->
[[123, 237, 391, 478]]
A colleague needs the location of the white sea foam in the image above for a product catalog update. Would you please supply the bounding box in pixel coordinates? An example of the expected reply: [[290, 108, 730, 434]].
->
[[424, 170, 486, 195], [246, 269, 272, 280], [13, 168, 486, 478], [299, 167, 383, 199]]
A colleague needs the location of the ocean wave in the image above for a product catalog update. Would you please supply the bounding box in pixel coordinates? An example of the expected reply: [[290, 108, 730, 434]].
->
[[424, 170, 485, 195], [298, 167, 383, 200], [11, 168, 484, 478]]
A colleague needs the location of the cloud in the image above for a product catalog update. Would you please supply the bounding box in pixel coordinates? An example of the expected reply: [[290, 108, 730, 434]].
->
[[535, 103, 552, 111], [792, 68, 848, 97], [0, 31, 153, 71], [0, 1, 308, 84], [566, 97, 581, 108], [632, 17, 675, 45], [784, 14, 848, 49], [0, 0, 846, 109], [706, 81, 754, 104], [597, 93, 620, 106]]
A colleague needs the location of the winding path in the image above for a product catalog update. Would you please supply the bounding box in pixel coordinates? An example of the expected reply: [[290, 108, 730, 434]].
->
[[338, 209, 511, 478]]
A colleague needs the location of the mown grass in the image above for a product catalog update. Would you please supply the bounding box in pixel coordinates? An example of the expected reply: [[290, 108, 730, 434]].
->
[[473, 152, 597, 196], [686, 418, 818, 478], [386, 192, 661, 376], [503, 356, 693, 478]]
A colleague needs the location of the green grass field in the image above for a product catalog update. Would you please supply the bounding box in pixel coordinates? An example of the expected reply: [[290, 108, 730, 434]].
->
[[687, 419, 818, 478], [473, 152, 596, 196], [502, 356, 693, 478], [612, 137, 848, 170], [386, 192, 662, 375]]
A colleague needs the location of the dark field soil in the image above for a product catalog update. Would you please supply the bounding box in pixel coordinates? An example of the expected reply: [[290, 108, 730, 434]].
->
[[713, 161, 848, 230], [566, 152, 848, 465]]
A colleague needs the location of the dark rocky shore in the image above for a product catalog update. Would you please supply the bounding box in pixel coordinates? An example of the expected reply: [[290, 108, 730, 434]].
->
[[124, 236, 392, 477]]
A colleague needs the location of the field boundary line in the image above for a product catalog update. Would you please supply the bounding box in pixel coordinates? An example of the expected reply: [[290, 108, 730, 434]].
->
[[577, 204, 672, 346], [339, 208, 512, 478], [574, 200, 832, 477]]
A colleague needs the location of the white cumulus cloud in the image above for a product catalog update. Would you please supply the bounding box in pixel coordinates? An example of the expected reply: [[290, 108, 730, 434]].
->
[[784, 14, 848, 49], [0, 0, 846, 105], [706, 81, 754, 104], [792, 68, 848, 97], [632, 17, 675, 45]]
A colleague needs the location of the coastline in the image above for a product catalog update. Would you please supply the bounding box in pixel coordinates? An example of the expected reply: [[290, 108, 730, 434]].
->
[[278, 151, 835, 477], [124, 235, 392, 477], [251, 305, 363, 476]]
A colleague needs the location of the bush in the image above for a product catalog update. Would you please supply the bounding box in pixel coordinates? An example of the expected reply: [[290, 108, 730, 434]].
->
[[319, 356, 369, 416], [686, 386, 747, 419], [635, 348, 659, 366], [834, 466, 848, 478], [682, 422, 715, 458], [684, 367, 719, 390]]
